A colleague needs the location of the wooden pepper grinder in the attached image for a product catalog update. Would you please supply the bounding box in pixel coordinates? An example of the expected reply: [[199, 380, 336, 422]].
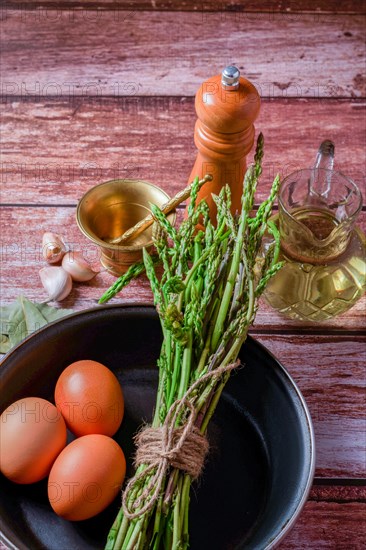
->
[[187, 66, 260, 221]]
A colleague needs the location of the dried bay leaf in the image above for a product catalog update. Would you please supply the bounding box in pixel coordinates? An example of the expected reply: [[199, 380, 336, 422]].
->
[[33, 301, 75, 323], [0, 296, 73, 355], [0, 334, 11, 354]]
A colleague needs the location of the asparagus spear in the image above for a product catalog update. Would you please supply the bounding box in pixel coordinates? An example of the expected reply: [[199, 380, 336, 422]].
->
[[105, 133, 283, 550]]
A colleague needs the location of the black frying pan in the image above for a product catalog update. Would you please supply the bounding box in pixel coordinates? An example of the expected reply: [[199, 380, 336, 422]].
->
[[0, 305, 315, 550]]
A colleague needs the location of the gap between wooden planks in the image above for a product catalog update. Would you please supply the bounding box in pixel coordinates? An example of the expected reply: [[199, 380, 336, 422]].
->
[[255, 333, 366, 478], [1, 98, 365, 205], [2, 1, 366, 14], [1, 11, 365, 98], [280, 481, 366, 549], [276, 498, 365, 549]]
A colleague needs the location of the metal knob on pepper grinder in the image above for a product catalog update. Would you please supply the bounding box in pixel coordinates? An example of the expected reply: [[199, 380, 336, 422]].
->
[[186, 65, 260, 221]]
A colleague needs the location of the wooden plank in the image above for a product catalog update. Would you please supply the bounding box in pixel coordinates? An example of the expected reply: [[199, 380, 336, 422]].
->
[[1, 205, 365, 332], [1, 98, 365, 204], [2, 1, 365, 14], [310, 484, 366, 501], [278, 499, 366, 549], [255, 334, 366, 478], [1, 11, 365, 98]]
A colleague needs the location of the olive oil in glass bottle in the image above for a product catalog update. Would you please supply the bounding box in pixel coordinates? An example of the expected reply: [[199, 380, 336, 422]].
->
[[264, 142, 365, 322]]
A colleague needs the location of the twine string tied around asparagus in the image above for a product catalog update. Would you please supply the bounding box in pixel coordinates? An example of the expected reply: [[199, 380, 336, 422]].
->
[[122, 360, 240, 520]]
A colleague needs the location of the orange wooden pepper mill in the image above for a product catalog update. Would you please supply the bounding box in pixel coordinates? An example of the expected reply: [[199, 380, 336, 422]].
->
[[187, 66, 260, 221]]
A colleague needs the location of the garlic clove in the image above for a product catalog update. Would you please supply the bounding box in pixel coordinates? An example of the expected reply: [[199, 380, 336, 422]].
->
[[39, 266, 73, 302], [61, 251, 98, 282], [42, 232, 67, 264]]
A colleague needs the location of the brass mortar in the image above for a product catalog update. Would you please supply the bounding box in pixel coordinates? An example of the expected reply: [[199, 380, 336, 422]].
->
[[76, 179, 175, 275]]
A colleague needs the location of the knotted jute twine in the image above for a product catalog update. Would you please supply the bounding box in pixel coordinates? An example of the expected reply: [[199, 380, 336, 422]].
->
[[122, 360, 240, 519]]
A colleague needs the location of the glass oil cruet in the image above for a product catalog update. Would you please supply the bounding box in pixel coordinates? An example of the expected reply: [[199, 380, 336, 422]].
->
[[264, 140, 366, 322]]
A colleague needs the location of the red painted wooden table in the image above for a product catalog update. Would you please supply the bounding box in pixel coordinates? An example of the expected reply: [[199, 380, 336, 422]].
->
[[1, 1, 365, 548]]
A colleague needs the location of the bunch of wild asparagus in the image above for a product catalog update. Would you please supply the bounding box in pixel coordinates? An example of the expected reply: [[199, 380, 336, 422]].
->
[[104, 134, 282, 550]]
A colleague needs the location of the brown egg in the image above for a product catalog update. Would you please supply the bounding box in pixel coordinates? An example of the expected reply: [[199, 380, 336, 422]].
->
[[48, 434, 126, 521], [0, 397, 67, 484], [54, 359, 124, 437]]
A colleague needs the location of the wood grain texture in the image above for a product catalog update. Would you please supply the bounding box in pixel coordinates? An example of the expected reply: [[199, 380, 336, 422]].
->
[[277, 500, 366, 549], [2, 1, 366, 14], [1, 98, 365, 205], [310, 484, 366, 502], [256, 334, 366, 478], [1, 11, 365, 98]]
